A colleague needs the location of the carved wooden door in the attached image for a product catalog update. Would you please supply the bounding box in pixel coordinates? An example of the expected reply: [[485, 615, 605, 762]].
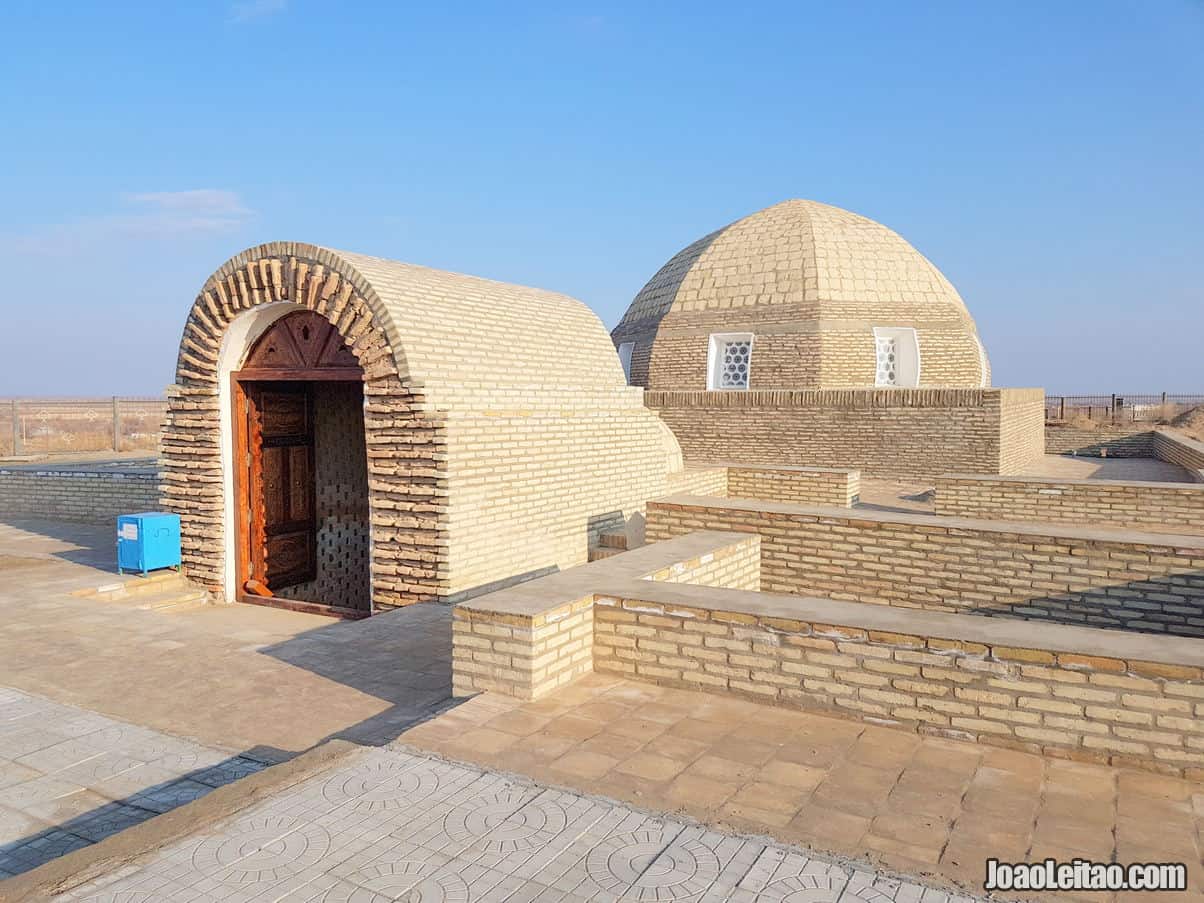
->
[[245, 383, 316, 589]]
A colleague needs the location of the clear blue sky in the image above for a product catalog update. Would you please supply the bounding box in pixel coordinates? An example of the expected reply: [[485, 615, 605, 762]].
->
[[1, 1, 1200, 396]]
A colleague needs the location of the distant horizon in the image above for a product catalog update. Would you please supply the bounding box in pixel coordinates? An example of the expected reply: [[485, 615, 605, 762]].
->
[[1, 2, 1200, 395]]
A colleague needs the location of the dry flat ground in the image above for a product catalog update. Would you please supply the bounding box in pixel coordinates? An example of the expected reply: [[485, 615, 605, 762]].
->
[[0, 519, 1202, 900]]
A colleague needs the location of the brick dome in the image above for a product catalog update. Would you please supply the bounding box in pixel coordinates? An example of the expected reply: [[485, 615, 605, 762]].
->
[[612, 199, 990, 390]]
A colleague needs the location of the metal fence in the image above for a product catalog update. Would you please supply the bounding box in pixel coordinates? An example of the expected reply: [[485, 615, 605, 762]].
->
[[0, 397, 166, 457], [1045, 393, 1204, 424]]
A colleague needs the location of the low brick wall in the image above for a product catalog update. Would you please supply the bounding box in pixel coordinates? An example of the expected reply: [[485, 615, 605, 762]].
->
[[1045, 425, 1155, 457], [933, 473, 1204, 534], [665, 466, 728, 497], [725, 465, 859, 507], [452, 532, 760, 699], [645, 388, 1045, 479], [0, 467, 161, 524], [592, 582, 1204, 777], [1153, 429, 1204, 482], [646, 495, 1204, 637]]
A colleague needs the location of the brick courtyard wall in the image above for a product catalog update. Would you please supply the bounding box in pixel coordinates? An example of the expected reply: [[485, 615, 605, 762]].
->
[[0, 468, 160, 525], [591, 583, 1204, 777], [933, 474, 1204, 534], [645, 496, 1204, 637], [666, 466, 728, 497], [1153, 429, 1204, 482], [644, 388, 1044, 478], [726, 465, 859, 507], [1044, 425, 1155, 457], [452, 533, 759, 699]]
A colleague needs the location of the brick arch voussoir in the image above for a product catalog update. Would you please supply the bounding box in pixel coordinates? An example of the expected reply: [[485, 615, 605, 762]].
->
[[162, 243, 448, 608]]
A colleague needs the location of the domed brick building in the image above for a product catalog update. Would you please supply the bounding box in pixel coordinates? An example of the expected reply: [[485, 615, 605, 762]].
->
[[612, 200, 1043, 478], [163, 243, 684, 614], [612, 199, 990, 391]]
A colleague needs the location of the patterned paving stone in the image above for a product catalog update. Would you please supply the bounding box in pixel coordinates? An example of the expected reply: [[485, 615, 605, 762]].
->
[[42, 747, 986, 903], [0, 688, 272, 878]]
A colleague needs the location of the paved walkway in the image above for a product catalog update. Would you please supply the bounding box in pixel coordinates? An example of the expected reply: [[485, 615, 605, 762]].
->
[[399, 676, 1204, 902], [0, 687, 269, 879], [0, 520, 452, 754], [53, 744, 984, 903]]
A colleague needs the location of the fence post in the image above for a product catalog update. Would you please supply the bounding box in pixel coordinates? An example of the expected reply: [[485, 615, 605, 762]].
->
[[9, 400, 19, 456], [1111, 394, 1117, 423], [112, 396, 121, 453], [1059, 397, 1065, 420]]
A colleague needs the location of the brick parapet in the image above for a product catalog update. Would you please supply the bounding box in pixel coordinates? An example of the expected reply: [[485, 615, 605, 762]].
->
[[0, 469, 161, 525], [643, 388, 1044, 479], [1153, 429, 1204, 483], [451, 532, 760, 699], [933, 473, 1204, 533], [646, 495, 1204, 637], [590, 580, 1204, 777]]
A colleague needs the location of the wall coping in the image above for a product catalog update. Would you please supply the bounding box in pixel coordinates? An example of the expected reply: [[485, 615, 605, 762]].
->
[[652, 494, 1204, 550], [0, 468, 159, 479], [597, 578, 1204, 670], [456, 531, 755, 619], [643, 387, 1045, 410], [718, 463, 859, 476], [1157, 427, 1204, 455], [937, 472, 1204, 492]]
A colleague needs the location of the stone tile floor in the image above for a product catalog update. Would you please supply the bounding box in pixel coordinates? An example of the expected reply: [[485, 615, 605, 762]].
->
[[400, 677, 1204, 902], [0, 519, 453, 753], [54, 744, 984, 903], [0, 687, 270, 879]]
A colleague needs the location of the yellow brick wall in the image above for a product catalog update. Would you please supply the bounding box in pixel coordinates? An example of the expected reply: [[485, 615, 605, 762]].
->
[[1154, 429, 1204, 482], [646, 497, 1204, 637], [592, 596, 1204, 777], [726, 465, 858, 506], [934, 474, 1204, 533], [644, 389, 1045, 479]]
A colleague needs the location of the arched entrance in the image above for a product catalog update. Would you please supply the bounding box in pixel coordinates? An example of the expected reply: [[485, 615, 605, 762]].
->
[[231, 309, 371, 617]]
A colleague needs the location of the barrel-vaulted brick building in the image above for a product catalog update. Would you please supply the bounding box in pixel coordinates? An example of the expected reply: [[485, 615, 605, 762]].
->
[[163, 243, 683, 616], [612, 200, 1043, 478]]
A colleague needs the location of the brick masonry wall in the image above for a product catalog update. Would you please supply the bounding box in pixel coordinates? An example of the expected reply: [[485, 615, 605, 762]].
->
[[452, 533, 760, 699], [646, 496, 1204, 637], [726, 465, 858, 507], [639, 536, 761, 590], [934, 473, 1204, 534], [453, 596, 595, 701], [592, 592, 1204, 777], [644, 388, 1044, 479], [1044, 425, 1155, 457], [0, 469, 160, 525], [665, 466, 728, 497], [1153, 429, 1204, 482]]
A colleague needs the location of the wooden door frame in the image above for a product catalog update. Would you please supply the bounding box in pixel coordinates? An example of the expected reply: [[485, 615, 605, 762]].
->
[[230, 369, 369, 619]]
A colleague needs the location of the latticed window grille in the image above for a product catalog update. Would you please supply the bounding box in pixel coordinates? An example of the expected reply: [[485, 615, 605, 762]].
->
[[875, 336, 898, 386], [719, 340, 751, 389]]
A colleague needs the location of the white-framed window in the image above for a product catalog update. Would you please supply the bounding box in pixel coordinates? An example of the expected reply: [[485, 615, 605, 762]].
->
[[617, 342, 635, 384], [707, 333, 754, 390], [872, 327, 920, 387]]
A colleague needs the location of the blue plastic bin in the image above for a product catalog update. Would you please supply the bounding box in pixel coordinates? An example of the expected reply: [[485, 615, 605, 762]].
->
[[116, 512, 182, 577]]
